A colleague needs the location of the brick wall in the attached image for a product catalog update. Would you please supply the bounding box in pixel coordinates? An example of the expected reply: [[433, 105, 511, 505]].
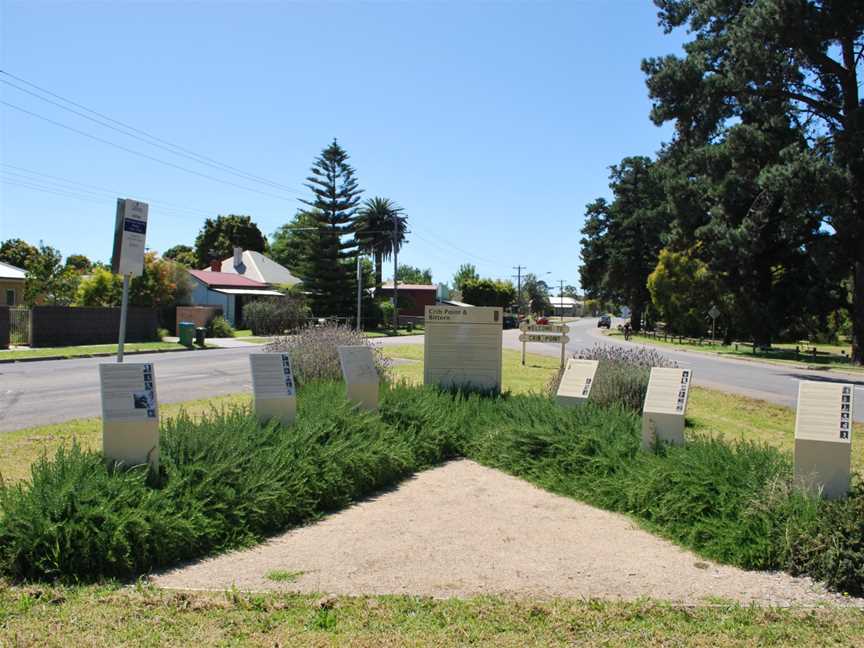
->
[[176, 306, 223, 335], [0, 306, 8, 349], [30, 306, 158, 348]]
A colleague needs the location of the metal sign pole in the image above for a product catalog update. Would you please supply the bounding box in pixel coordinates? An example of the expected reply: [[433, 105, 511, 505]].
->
[[117, 274, 130, 363]]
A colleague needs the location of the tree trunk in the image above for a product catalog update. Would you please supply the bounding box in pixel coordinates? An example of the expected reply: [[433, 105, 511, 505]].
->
[[630, 302, 642, 332], [852, 260, 864, 364], [374, 252, 383, 291]]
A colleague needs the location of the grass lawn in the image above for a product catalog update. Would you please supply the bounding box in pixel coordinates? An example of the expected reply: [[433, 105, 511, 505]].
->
[[606, 330, 861, 372], [0, 341, 201, 361], [381, 344, 560, 394], [364, 326, 424, 338], [1, 584, 862, 647]]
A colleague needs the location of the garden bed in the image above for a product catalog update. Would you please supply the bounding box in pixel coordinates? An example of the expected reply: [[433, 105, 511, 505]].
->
[[1, 381, 862, 596]]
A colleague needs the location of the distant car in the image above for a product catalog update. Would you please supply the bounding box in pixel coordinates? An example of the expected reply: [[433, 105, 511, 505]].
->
[[503, 314, 518, 329], [535, 316, 549, 325], [598, 314, 612, 328]]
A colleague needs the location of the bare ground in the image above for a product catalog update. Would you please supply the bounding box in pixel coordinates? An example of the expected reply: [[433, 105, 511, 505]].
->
[[153, 460, 858, 606]]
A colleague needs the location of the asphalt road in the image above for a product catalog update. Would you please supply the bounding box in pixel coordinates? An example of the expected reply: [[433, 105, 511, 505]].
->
[[2, 319, 862, 432]]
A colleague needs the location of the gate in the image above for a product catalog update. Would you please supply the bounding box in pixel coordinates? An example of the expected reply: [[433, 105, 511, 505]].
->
[[9, 307, 30, 345]]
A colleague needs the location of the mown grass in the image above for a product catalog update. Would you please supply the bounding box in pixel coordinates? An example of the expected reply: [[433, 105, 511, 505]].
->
[[1, 583, 863, 647], [381, 344, 561, 394], [606, 330, 861, 372], [0, 342, 194, 361]]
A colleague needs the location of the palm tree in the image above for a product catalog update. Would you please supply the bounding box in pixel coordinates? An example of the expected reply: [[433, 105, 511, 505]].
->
[[354, 197, 408, 290]]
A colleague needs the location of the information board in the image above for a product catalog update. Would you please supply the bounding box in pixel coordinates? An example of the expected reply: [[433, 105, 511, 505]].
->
[[641, 367, 691, 449], [424, 306, 503, 392], [794, 381, 854, 499], [337, 345, 379, 410], [111, 198, 149, 277], [249, 352, 297, 425], [99, 362, 159, 471], [555, 358, 599, 407]]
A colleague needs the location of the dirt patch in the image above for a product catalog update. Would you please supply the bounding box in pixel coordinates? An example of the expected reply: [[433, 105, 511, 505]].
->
[[153, 460, 858, 606]]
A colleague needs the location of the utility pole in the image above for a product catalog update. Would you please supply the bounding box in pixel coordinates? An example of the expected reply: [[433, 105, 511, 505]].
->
[[512, 265, 525, 317], [392, 214, 399, 334], [356, 254, 362, 331], [558, 279, 565, 323]]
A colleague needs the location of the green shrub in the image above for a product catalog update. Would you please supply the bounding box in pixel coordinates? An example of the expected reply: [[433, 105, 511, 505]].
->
[[156, 327, 170, 340], [243, 298, 308, 335], [207, 316, 234, 338], [379, 300, 395, 327]]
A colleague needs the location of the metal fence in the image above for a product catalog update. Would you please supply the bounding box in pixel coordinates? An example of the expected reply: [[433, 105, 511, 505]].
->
[[9, 307, 30, 345]]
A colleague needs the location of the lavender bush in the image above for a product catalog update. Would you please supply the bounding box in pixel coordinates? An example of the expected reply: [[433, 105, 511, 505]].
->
[[265, 324, 391, 385], [547, 343, 677, 411]]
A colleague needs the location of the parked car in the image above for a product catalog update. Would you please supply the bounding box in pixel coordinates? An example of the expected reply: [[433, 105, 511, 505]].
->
[[503, 314, 518, 329], [535, 316, 549, 325], [598, 314, 612, 328]]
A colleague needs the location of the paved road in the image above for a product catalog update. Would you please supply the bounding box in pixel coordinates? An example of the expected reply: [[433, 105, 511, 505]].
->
[[2, 320, 862, 432], [512, 317, 864, 422]]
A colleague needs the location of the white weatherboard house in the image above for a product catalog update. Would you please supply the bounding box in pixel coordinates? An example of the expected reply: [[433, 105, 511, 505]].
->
[[0, 260, 26, 306], [206, 247, 300, 287]]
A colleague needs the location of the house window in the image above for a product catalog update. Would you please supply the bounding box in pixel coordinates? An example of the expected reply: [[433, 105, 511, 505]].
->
[[5, 289, 14, 306]]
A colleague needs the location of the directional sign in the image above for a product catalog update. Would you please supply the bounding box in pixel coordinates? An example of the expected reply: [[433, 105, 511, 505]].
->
[[794, 381, 853, 499], [111, 199, 149, 278], [556, 359, 599, 407], [99, 362, 159, 471], [424, 306, 503, 392], [519, 334, 570, 344], [338, 346, 379, 410], [708, 305, 720, 320], [249, 353, 297, 425], [519, 321, 570, 367], [641, 367, 692, 449]]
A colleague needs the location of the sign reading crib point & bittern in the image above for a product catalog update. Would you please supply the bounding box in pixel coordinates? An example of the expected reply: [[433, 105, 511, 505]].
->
[[99, 362, 159, 471], [249, 353, 297, 425], [337, 345, 379, 410], [793, 381, 853, 499], [424, 306, 503, 392], [641, 367, 691, 449], [556, 358, 599, 407], [111, 198, 149, 278]]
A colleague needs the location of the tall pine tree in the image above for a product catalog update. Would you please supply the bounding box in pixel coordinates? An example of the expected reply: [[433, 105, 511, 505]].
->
[[296, 139, 363, 316]]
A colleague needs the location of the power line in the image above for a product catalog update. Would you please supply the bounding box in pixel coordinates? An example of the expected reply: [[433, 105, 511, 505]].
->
[[0, 70, 304, 196], [0, 163, 214, 217], [1, 100, 299, 203]]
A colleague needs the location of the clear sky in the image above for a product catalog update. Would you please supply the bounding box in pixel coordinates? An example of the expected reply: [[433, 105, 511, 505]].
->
[[0, 0, 684, 291]]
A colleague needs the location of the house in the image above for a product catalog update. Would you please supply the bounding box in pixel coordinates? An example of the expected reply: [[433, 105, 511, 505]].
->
[[376, 283, 437, 317], [188, 267, 283, 327], [206, 247, 300, 287], [549, 295, 583, 317], [0, 261, 26, 306]]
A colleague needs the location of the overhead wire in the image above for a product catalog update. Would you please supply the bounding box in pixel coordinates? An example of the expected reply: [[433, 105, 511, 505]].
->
[[0, 70, 304, 196]]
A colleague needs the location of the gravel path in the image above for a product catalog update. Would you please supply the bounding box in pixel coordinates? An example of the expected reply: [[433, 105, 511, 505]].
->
[[153, 460, 858, 606]]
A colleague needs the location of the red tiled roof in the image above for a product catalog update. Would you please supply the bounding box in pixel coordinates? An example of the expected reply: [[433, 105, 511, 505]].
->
[[188, 269, 268, 288], [379, 283, 437, 290]]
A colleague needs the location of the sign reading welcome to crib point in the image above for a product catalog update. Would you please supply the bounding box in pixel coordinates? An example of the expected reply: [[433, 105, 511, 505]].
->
[[424, 306, 503, 392], [99, 362, 159, 471], [249, 352, 296, 425], [794, 380, 853, 499]]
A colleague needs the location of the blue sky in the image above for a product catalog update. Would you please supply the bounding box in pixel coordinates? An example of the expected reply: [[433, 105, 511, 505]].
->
[[0, 1, 684, 291]]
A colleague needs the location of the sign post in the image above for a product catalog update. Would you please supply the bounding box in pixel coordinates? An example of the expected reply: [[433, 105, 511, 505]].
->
[[519, 321, 570, 368], [337, 345, 379, 410], [99, 362, 159, 473], [424, 306, 503, 392], [555, 358, 599, 407], [111, 198, 149, 362], [708, 305, 720, 344], [641, 368, 692, 449], [249, 353, 297, 425], [794, 381, 853, 499]]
